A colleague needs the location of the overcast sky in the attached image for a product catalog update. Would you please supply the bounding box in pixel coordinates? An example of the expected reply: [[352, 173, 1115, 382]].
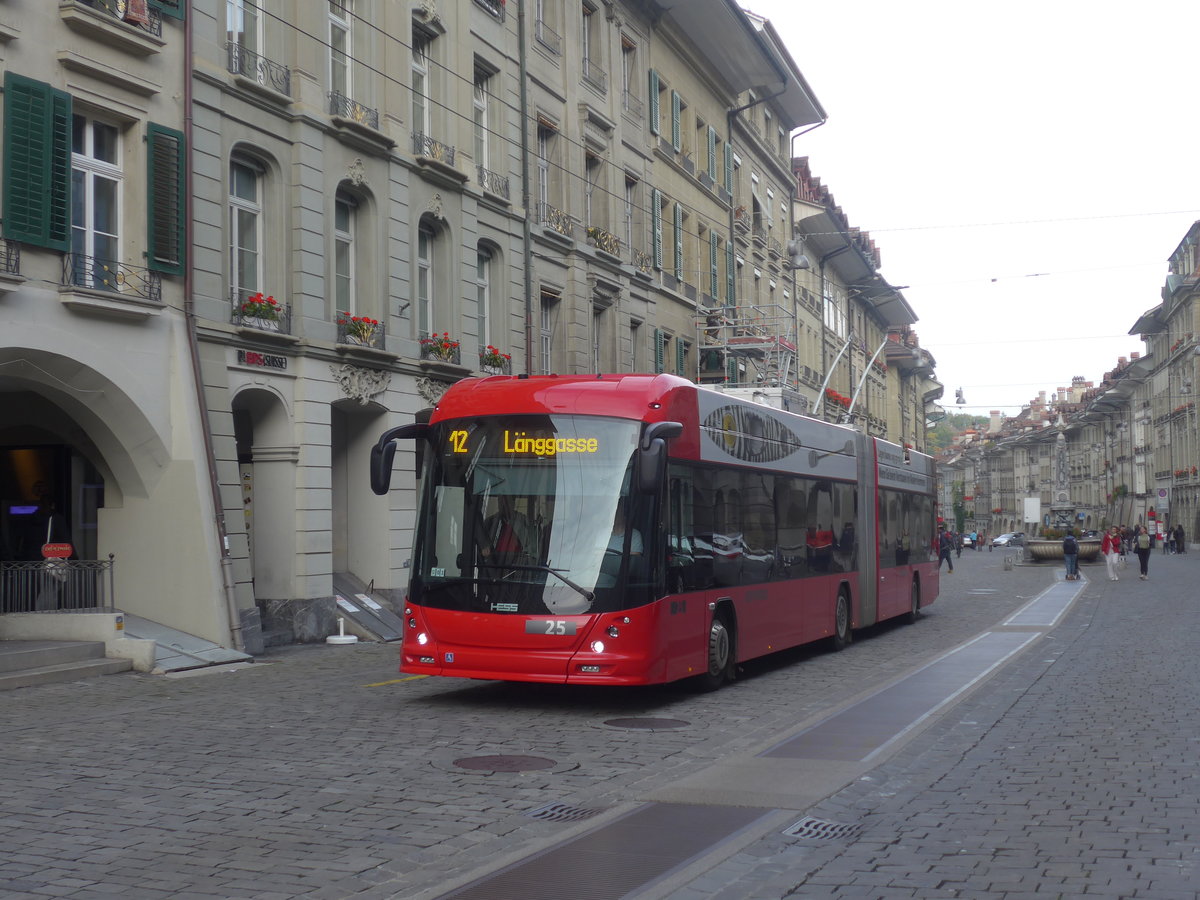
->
[[745, 0, 1200, 416]]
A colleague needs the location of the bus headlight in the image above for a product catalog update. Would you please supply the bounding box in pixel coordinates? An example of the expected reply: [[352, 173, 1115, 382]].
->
[[590, 640, 605, 654], [417, 632, 429, 646], [607, 625, 620, 638]]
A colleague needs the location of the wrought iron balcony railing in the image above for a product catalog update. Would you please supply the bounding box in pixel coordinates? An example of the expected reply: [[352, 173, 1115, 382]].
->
[[535, 19, 562, 55], [582, 58, 607, 93], [226, 42, 292, 96], [1, 239, 19, 276], [413, 132, 456, 166], [586, 225, 620, 256], [76, 0, 162, 37], [230, 289, 293, 334], [477, 165, 510, 199], [479, 352, 512, 374], [63, 254, 161, 302], [338, 317, 385, 350], [420, 336, 461, 365], [632, 248, 652, 274], [622, 91, 643, 119], [328, 90, 379, 130], [536, 202, 573, 238], [472, 0, 506, 20]]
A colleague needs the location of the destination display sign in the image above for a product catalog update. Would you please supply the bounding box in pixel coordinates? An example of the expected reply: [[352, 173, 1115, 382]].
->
[[447, 428, 600, 456]]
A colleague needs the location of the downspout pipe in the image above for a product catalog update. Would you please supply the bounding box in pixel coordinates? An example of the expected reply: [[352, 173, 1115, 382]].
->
[[183, 0, 245, 652], [517, 0, 534, 374]]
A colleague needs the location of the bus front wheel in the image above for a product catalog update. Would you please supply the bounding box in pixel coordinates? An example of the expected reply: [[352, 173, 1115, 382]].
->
[[831, 590, 852, 651], [698, 613, 734, 691]]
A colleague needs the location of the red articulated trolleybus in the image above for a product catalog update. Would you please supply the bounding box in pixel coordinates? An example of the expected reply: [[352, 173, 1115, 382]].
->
[[370, 373, 938, 690]]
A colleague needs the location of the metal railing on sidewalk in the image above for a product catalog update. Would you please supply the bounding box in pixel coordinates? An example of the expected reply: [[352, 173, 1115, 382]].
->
[[0, 557, 115, 614]]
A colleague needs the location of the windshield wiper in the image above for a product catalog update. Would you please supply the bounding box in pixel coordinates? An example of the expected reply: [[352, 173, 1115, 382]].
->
[[477, 562, 595, 601]]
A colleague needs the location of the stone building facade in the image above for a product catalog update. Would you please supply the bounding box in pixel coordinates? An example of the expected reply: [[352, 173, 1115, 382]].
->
[[2, 0, 943, 652]]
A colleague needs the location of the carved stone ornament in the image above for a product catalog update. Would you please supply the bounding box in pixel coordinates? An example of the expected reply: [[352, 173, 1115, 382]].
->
[[413, 0, 442, 27], [330, 363, 391, 406], [346, 157, 366, 187], [427, 193, 446, 221], [417, 376, 450, 405]]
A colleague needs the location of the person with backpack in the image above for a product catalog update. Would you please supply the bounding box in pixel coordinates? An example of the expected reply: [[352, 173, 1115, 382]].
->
[[937, 526, 955, 574], [1062, 531, 1079, 581], [1134, 524, 1152, 580]]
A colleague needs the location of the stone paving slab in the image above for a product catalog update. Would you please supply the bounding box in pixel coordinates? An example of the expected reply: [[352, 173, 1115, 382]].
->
[[0, 548, 1128, 899]]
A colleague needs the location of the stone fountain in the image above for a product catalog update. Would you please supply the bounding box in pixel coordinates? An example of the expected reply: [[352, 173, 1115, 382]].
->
[[1025, 425, 1101, 562]]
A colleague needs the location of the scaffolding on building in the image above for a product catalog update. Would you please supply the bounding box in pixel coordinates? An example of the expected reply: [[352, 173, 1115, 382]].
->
[[695, 303, 817, 413]]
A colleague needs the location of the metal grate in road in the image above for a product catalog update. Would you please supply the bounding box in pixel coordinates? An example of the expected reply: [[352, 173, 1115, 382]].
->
[[782, 816, 863, 841], [526, 802, 609, 823]]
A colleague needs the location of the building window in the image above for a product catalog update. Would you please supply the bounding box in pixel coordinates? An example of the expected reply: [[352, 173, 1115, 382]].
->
[[581, 3, 605, 91], [593, 306, 604, 372], [417, 224, 434, 336], [620, 35, 640, 117], [229, 158, 262, 302], [623, 176, 638, 252], [227, 0, 261, 55], [824, 283, 847, 338], [477, 245, 492, 348], [473, 68, 490, 169], [584, 151, 605, 229], [71, 114, 121, 291], [329, 1, 350, 97], [630, 320, 641, 372], [334, 192, 355, 313], [412, 30, 431, 139], [540, 291, 558, 374]]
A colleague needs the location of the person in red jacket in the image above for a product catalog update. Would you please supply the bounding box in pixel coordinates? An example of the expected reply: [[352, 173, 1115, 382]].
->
[[1101, 526, 1121, 582]]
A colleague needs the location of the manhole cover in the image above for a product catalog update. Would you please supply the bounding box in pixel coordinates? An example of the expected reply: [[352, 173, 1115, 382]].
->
[[527, 802, 608, 823], [453, 755, 556, 772], [603, 717, 690, 730], [782, 816, 863, 841]]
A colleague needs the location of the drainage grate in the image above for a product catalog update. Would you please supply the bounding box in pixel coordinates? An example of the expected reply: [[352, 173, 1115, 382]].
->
[[603, 717, 690, 730], [453, 755, 556, 772], [526, 802, 608, 823], [782, 816, 863, 841]]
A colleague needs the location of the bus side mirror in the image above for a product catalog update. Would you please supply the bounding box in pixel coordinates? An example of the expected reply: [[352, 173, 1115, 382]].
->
[[370, 423, 429, 495], [639, 421, 683, 494]]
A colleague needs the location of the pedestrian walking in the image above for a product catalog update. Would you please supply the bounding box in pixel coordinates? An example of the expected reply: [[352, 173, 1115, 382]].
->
[[1062, 531, 1079, 580], [1162, 524, 1173, 555], [1102, 526, 1121, 582], [1134, 525, 1152, 579], [1176, 523, 1186, 554], [937, 526, 955, 573]]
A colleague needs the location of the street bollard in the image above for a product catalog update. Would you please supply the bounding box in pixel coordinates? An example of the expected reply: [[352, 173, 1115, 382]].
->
[[1003, 554, 1013, 571]]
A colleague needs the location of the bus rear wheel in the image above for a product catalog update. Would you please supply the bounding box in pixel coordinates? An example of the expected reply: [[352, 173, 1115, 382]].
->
[[831, 590, 851, 651], [698, 613, 733, 691]]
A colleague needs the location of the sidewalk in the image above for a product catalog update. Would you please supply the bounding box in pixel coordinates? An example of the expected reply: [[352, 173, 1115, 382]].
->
[[672, 549, 1200, 898]]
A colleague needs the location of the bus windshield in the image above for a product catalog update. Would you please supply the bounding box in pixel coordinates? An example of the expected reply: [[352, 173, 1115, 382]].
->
[[411, 415, 652, 616]]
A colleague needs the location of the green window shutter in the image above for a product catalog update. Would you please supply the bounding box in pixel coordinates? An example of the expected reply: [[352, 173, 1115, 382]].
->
[[707, 126, 717, 181], [653, 328, 665, 374], [2, 73, 71, 251], [676, 339, 686, 376], [672, 202, 683, 281], [146, 123, 186, 275], [670, 91, 681, 152], [709, 231, 719, 297], [148, 0, 185, 20], [725, 240, 735, 302], [723, 141, 733, 193], [651, 188, 662, 269], [648, 70, 660, 135]]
